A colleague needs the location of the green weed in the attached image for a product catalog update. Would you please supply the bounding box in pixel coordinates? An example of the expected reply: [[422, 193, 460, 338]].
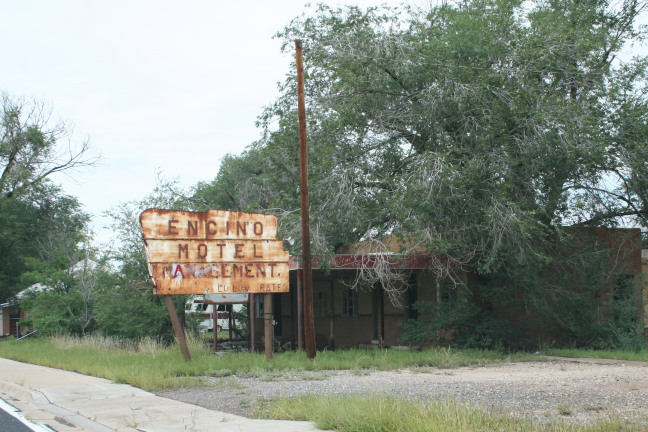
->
[[253, 395, 647, 432], [545, 348, 648, 362], [1, 335, 644, 396]]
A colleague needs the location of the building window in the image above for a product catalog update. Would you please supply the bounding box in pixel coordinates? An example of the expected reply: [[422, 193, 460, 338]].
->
[[314, 290, 328, 318], [613, 275, 635, 325], [342, 289, 358, 317]]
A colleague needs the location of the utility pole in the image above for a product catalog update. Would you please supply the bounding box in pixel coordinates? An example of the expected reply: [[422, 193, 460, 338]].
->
[[296, 39, 316, 359]]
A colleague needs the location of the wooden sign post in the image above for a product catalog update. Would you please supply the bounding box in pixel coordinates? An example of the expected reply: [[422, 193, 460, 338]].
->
[[140, 209, 290, 361]]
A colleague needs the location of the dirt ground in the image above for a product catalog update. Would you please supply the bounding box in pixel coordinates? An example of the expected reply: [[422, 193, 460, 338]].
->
[[156, 357, 648, 427]]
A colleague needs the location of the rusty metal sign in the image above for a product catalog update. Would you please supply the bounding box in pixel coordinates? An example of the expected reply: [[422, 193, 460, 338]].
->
[[140, 209, 289, 295]]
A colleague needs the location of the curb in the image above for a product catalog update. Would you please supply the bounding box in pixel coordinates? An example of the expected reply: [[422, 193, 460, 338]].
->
[[0, 379, 36, 404], [0, 379, 114, 432]]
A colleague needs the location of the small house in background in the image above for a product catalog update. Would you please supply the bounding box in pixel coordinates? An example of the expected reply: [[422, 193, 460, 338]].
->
[[8, 259, 100, 338], [0, 302, 11, 337], [248, 227, 644, 350], [0, 301, 26, 338]]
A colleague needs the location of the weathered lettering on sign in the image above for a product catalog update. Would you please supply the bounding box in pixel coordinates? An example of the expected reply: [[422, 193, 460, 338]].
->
[[140, 209, 290, 294]]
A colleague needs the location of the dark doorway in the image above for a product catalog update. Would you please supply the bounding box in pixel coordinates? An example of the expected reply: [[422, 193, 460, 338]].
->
[[405, 273, 418, 321]]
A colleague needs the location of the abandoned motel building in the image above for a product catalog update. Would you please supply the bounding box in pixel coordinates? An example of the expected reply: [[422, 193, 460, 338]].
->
[[2, 227, 647, 349]]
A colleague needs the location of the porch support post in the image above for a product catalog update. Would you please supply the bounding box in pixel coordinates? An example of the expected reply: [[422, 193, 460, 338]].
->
[[378, 287, 384, 349], [297, 269, 304, 350], [264, 293, 274, 361], [249, 294, 255, 353], [329, 279, 335, 350], [212, 304, 218, 353], [228, 305, 233, 341]]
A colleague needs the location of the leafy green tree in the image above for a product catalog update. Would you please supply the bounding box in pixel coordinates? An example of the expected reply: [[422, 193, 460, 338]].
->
[[0, 94, 97, 302], [95, 176, 191, 341], [19, 250, 105, 336], [0, 94, 97, 204], [0, 183, 89, 302], [20, 178, 186, 340], [194, 0, 648, 347], [94, 283, 173, 340]]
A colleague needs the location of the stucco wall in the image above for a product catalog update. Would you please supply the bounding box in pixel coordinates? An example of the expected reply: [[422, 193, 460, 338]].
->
[[0, 306, 9, 336]]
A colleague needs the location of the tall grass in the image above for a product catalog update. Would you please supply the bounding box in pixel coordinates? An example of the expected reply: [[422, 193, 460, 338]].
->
[[545, 348, 648, 362], [2, 336, 646, 430], [1, 335, 645, 393], [254, 395, 647, 432], [0, 333, 216, 389], [0, 335, 536, 390]]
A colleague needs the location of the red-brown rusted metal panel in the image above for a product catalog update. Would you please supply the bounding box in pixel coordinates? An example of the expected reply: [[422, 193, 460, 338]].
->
[[147, 262, 290, 294], [140, 209, 290, 295], [140, 208, 279, 240], [145, 239, 288, 263]]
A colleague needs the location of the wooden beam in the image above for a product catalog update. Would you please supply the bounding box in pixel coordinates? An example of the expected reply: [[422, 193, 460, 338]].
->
[[249, 294, 255, 353], [329, 279, 335, 350], [297, 269, 304, 349], [164, 295, 191, 361], [264, 293, 274, 361], [212, 304, 218, 352]]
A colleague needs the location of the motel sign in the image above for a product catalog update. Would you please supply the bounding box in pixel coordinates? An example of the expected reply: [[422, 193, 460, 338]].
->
[[140, 209, 290, 295]]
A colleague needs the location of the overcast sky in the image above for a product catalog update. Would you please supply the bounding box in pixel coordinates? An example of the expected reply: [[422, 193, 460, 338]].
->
[[1, 1, 646, 245], [0, 0, 407, 243]]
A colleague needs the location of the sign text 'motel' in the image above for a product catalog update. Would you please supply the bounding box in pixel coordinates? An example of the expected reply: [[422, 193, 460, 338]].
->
[[140, 209, 290, 294]]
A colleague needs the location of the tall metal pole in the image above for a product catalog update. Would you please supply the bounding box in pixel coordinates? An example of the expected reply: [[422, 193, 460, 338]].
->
[[296, 39, 316, 359]]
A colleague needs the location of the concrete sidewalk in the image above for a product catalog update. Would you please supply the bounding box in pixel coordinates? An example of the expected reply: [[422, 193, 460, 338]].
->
[[0, 358, 323, 432]]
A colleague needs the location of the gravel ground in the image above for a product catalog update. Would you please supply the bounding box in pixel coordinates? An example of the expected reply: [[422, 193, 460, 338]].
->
[[156, 357, 648, 427]]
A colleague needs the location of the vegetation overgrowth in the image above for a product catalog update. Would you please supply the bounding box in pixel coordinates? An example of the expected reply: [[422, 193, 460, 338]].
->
[[6, 0, 648, 354], [545, 348, 648, 362], [1, 335, 647, 391], [2, 335, 647, 430], [0, 335, 540, 390], [188, 0, 648, 351], [254, 394, 647, 432]]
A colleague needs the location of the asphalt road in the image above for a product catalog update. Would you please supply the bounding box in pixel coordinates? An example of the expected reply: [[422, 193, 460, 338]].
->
[[0, 398, 48, 432]]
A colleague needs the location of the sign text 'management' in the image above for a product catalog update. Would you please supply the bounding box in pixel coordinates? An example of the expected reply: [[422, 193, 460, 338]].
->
[[140, 209, 290, 295]]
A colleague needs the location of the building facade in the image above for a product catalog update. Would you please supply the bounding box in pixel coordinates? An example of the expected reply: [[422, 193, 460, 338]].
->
[[249, 227, 644, 350]]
